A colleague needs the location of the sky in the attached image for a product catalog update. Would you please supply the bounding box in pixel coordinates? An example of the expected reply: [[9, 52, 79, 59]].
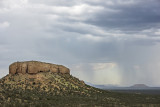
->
[[0, 0, 160, 86]]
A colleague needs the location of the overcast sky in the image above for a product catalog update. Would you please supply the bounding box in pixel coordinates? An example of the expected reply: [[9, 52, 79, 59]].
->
[[0, 0, 160, 86]]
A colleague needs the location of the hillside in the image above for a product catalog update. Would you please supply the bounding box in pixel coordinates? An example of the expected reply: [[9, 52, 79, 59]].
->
[[0, 61, 160, 106], [0, 72, 99, 96], [0, 71, 125, 106]]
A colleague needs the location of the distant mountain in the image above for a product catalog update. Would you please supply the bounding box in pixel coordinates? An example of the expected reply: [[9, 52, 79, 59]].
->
[[130, 84, 149, 88], [86, 83, 160, 90], [85, 82, 120, 89], [94, 84, 119, 89]]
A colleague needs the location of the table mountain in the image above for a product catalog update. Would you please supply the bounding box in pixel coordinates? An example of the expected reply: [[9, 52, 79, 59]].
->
[[1, 61, 101, 96], [9, 61, 70, 74]]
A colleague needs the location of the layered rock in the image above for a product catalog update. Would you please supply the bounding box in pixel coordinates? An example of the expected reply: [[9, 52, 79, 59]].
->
[[9, 61, 70, 74]]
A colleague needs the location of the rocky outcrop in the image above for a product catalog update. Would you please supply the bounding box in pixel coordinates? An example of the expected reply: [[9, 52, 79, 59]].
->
[[9, 61, 70, 75]]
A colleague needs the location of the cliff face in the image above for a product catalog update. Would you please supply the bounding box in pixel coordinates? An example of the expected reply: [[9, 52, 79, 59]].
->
[[9, 61, 70, 74]]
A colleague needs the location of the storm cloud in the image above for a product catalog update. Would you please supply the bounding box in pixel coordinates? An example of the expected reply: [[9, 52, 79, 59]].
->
[[0, 0, 160, 86]]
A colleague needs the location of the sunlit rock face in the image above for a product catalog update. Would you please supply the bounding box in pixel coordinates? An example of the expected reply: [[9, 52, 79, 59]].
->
[[9, 61, 70, 75]]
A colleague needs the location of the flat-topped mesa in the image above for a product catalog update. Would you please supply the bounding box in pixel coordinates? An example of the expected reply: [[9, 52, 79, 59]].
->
[[9, 61, 70, 75]]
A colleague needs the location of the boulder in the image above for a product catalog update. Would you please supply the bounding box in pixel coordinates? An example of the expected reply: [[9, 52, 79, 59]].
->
[[9, 61, 70, 75]]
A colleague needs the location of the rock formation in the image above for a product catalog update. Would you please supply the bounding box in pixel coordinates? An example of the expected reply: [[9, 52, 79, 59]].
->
[[9, 61, 70, 74]]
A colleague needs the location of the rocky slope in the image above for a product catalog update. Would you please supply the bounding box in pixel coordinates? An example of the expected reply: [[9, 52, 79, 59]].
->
[[0, 72, 99, 96]]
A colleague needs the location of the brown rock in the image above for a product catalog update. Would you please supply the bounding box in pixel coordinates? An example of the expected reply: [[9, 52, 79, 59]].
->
[[21, 63, 27, 74], [58, 65, 70, 74], [9, 61, 70, 75], [9, 63, 17, 74]]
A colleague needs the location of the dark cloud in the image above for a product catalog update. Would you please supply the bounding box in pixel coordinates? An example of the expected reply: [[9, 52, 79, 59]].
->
[[86, 0, 160, 31]]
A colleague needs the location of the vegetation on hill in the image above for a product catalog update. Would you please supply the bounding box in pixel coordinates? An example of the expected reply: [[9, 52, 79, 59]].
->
[[0, 72, 160, 107]]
